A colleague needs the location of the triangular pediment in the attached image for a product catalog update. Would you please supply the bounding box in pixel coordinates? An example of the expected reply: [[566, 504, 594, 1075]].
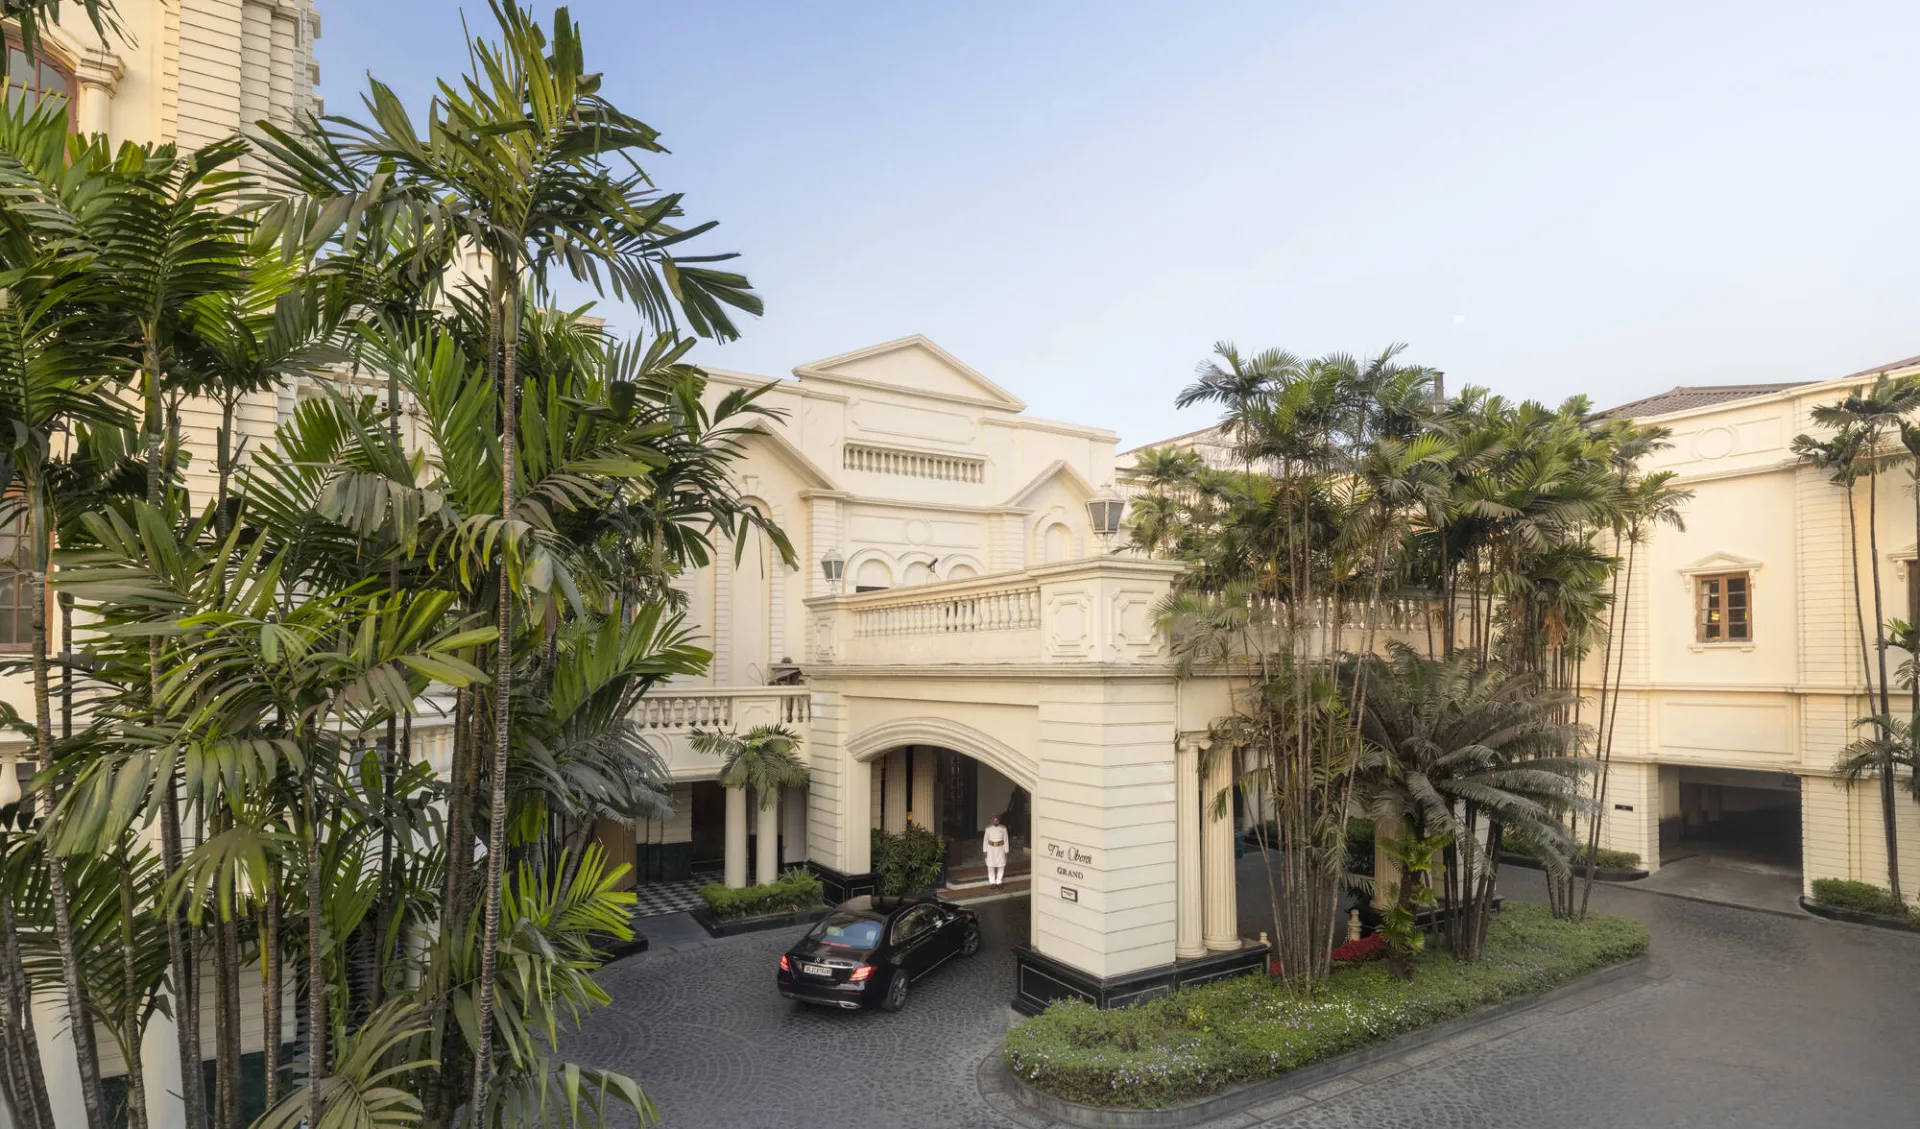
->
[[793, 335, 1026, 410], [1002, 459, 1096, 509], [1683, 552, 1763, 573], [742, 426, 839, 492]]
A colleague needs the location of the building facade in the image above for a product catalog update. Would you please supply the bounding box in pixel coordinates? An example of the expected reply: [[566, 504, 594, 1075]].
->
[[1588, 359, 1920, 900], [0, 6, 321, 1128], [590, 336, 1262, 1011]]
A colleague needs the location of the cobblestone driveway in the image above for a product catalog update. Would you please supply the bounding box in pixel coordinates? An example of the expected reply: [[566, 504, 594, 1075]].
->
[[567, 872, 1920, 1128]]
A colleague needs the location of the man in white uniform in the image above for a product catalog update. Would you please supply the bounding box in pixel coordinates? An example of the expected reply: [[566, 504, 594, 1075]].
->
[[983, 814, 1010, 888]]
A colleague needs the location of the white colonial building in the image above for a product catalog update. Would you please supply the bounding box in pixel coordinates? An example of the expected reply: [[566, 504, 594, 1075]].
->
[[1587, 358, 1920, 901], [598, 336, 1264, 1010]]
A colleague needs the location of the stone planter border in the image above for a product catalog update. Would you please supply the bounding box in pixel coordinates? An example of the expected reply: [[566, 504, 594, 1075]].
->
[[688, 904, 832, 939], [1502, 854, 1649, 882], [995, 952, 1651, 1129], [1799, 896, 1917, 933]]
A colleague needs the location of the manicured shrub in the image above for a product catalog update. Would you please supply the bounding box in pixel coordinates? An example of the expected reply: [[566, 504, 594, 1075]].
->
[[699, 868, 824, 921], [1509, 842, 1642, 870], [1584, 847, 1642, 870], [1810, 878, 1917, 922], [1004, 903, 1649, 1108], [871, 822, 945, 894]]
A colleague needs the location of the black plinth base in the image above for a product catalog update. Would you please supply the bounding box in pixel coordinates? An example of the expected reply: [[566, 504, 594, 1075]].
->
[[807, 860, 882, 905], [1011, 941, 1269, 1015]]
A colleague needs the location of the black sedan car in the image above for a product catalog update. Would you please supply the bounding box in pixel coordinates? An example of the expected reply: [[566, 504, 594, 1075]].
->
[[777, 895, 981, 1012]]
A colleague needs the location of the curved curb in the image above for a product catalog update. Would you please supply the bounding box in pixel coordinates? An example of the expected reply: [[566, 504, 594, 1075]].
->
[[989, 952, 1652, 1129], [1799, 896, 1918, 934], [1502, 855, 1650, 882]]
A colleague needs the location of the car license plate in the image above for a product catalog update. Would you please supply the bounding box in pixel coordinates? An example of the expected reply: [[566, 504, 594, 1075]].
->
[[802, 962, 832, 977]]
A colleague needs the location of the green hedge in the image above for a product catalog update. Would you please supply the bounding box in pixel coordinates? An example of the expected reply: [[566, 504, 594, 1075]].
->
[[1810, 878, 1918, 924], [699, 868, 824, 921], [1004, 903, 1649, 1108], [1511, 843, 1642, 870]]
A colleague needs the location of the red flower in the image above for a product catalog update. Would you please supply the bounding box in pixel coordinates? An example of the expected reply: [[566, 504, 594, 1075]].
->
[[1329, 933, 1387, 963]]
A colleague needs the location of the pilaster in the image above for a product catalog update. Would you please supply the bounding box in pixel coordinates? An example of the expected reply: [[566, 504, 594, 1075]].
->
[[1174, 735, 1204, 959], [1200, 741, 1238, 951]]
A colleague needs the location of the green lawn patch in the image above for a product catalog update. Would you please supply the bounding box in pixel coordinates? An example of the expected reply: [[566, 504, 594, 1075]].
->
[[1003, 903, 1649, 1108]]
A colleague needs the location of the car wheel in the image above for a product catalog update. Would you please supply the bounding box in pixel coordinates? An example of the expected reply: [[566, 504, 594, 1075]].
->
[[881, 970, 909, 1012], [961, 926, 981, 957]]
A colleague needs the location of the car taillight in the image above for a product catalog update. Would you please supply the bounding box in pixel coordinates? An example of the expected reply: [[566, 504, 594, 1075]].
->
[[848, 964, 873, 982], [779, 954, 790, 972]]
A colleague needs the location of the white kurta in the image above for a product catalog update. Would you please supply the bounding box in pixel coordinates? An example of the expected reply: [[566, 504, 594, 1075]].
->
[[983, 825, 1010, 867]]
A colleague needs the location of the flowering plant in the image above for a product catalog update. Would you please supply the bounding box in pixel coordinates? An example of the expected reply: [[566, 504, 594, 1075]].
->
[[1329, 933, 1387, 963]]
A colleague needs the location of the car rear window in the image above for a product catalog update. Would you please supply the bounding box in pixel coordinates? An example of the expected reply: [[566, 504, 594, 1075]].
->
[[807, 914, 881, 949]]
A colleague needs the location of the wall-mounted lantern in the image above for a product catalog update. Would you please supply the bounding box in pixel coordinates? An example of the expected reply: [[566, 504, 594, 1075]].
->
[[821, 549, 845, 593], [1086, 487, 1126, 546]]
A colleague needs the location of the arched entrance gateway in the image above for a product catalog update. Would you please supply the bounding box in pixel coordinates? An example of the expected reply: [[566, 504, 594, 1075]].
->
[[801, 558, 1267, 1013], [855, 722, 1037, 892]]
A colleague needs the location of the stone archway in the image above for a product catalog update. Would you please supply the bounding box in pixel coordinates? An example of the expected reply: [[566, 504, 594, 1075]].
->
[[846, 716, 1039, 795]]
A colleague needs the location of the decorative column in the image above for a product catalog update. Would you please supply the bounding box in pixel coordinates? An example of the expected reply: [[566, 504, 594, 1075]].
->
[[781, 784, 809, 864], [1201, 743, 1239, 952], [74, 50, 123, 137], [1175, 737, 1205, 960], [882, 751, 908, 834], [754, 788, 780, 885], [723, 783, 748, 888]]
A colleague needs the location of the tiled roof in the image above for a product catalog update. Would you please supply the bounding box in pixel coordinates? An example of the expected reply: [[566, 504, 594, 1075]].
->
[[1603, 383, 1809, 419]]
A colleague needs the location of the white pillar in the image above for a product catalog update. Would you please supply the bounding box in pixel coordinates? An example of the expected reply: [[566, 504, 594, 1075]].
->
[[1201, 744, 1239, 952], [1175, 737, 1205, 960], [782, 784, 809, 864], [724, 783, 748, 888], [74, 50, 122, 139], [882, 751, 908, 834], [755, 787, 780, 885], [909, 748, 937, 827]]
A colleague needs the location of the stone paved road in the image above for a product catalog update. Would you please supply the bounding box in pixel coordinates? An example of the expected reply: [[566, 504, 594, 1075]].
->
[[567, 872, 1920, 1128], [567, 895, 1030, 1129]]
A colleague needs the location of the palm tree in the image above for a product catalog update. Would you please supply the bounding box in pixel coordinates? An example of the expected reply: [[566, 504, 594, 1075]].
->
[[1353, 647, 1583, 958], [290, 6, 767, 1110], [0, 89, 137, 1129], [693, 723, 810, 815], [1799, 375, 1920, 901]]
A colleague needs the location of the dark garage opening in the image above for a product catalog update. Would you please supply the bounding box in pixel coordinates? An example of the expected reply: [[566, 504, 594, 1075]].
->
[[1660, 765, 1802, 872]]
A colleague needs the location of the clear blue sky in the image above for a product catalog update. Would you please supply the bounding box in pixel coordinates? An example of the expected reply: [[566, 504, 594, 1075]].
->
[[315, 1, 1920, 447]]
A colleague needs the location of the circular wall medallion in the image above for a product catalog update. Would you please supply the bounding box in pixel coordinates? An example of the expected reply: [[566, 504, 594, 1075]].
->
[[904, 519, 931, 545], [1692, 426, 1737, 460]]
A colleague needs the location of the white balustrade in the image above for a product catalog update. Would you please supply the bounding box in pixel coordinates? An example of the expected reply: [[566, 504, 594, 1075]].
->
[[633, 688, 813, 732], [852, 586, 1040, 638]]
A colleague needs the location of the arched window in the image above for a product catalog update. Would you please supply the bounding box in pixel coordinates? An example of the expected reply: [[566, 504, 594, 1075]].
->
[[6, 39, 76, 129], [854, 558, 892, 593], [1042, 522, 1075, 564]]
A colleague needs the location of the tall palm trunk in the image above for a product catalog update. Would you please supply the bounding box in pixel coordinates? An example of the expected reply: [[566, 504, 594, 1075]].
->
[[1865, 467, 1903, 898], [1582, 529, 1638, 917], [26, 469, 108, 1129], [143, 345, 207, 1129], [470, 282, 520, 1119], [303, 760, 327, 1129], [0, 876, 52, 1129], [261, 882, 282, 1112], [115, 850, 149, 1129]]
